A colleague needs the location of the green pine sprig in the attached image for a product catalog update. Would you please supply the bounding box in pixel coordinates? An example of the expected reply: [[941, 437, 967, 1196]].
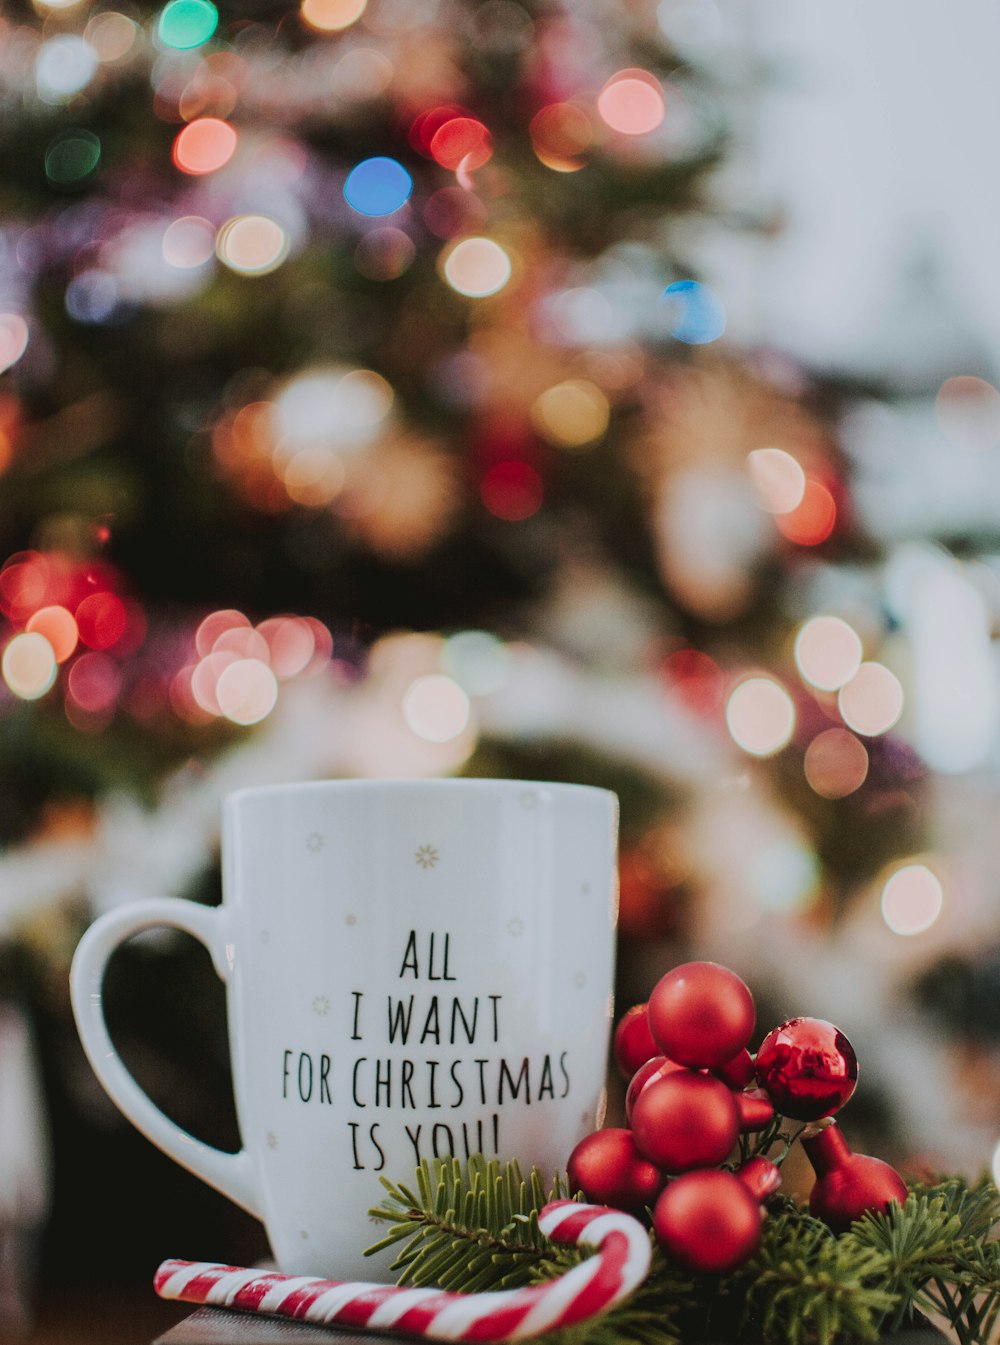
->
[[366, 1156, 1000, 1345]]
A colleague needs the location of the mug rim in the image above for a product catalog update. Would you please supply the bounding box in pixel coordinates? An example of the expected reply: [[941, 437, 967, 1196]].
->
[[225, 777, 616, 805]]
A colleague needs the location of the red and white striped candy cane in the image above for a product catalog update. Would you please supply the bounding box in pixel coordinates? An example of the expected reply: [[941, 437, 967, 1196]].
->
[[154, 1199, 651, 1341]]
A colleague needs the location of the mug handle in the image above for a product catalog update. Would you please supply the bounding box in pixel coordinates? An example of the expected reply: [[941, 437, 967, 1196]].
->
[[69, 898, 263, 1220]]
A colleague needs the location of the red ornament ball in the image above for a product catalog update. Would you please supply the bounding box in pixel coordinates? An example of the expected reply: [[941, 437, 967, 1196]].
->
[[755, 1017, 858, 1121], [802, 1123, 908, 1234], [631, 1070, 739, 1173], [625, 1055, 686, 1123], [647, 961, 755, 1069], [653, 1170, 763, 1273], [613, 1003, 659, 1079], [567, 1128, 666, 1214]]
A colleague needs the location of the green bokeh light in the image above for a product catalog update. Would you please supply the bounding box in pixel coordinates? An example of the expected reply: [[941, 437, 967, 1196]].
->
[[157, 0, 218, 50], [45, 130, 102, 189]]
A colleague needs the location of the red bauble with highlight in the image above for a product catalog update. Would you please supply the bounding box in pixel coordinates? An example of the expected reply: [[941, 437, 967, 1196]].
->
[[803, 1123, 907, 1234], [613, 1002, 659, 1079], [755, 1017, 858, 1121], [653, 1170, 762, 1274], [647, 961, 755, 1069], [624, 1054, 686, 1123], [566, 1128, 666, 1214], [630, 1070, 739, 1173]]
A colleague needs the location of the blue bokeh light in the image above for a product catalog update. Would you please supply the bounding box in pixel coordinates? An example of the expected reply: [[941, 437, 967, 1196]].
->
[[661, 279, 726, 344], [344, 157, 413, 217]]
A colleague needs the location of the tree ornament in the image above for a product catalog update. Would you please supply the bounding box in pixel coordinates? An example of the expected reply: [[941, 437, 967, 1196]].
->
[[624, 1054, 686, 1123], [735, 1088, 775, 1132], [630, 1070, 739, 1172], [566, 1127, 666, 1213], [714, 1047, 756, 1089], [802, 1121, 908, 1234], [736, 1156, 782, 1202], [647, 961, 755, 1069], [652, 1169, 763, 1274], [754, 1016, 858, 1121], [613, 1002, 659, 1079]]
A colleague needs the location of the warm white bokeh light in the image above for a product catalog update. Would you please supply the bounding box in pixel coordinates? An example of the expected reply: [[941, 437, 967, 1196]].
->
[[794, 615, 864, 691], [215, 657, 279, 724], [881, 863, 943, 936], [804, 728, 869, 799], [838, 662, 904, 736], [441, 238, 512, 298], [747, 447, 806, 515], [726, 676, 796, 757], [216, 215, 289, 275], [2, 632, 58, 700], [402, 673, 470, 742]]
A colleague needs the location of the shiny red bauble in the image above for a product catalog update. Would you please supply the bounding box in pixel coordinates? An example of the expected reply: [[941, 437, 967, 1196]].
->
[[631, 1070, 739, 1172], [802, 1122, 908, 1234], [653, 1170, 763, 1273], [648, 961, 755, 1069], [567, 1127, 666, 1214], [613, 1003, 659, 1079], [737, 1156, 782, 1202], [755, 1017, 858, 1121], [625, 1055, 686, 1123]]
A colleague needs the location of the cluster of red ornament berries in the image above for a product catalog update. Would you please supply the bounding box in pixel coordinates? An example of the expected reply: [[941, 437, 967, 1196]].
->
[[567, 961, 908, 1275]]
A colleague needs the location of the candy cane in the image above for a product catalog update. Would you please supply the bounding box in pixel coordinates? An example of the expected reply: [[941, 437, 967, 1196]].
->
[[154, 1199, 651, 1341]]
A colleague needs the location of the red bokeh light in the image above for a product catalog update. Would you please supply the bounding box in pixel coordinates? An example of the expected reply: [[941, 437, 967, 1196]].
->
[[428, 117, 493, 171], [195, 608, 250, 658], [409, 105, 469, 157], [67, 651, 122, 714], [26, 605, 78, 663], [481, 460, 544, 522], [172, 118, 238, 175], [775, 477, 837, 546], [661, 648, 725, 717], [76, 592, 127, 649]]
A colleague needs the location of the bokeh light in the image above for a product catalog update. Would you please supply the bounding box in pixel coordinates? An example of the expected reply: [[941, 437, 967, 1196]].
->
[[257, 616, 316, 679], [354, 227, 416, 280], [726, 676, 796, 757], [881, 863, 943, 936], [661, 648, 725, 716], [158, 0, 218, 49], [172, 118, 238, 175], [597, 69, 665, 135], [662, 280, 726, 344], [273, 367, 392, 454], [344, 157, 413, 217], [804, 728, 869, 799], [531, 379, 610, 449], [441, 630, 510, 696], [85, 12, 138, 61], [429, 118, 493, 171], [481, 460, 543, 521], [36, 36, 98, 101], [794, 615, 863, 692], [76, 592, 127, 649], [281, 445, 346, 505], [65, 272, 121, 325], [2, 633, 57, 701], [0, 315, 29, 375], [216, 658, 279, 724], [216, 216, 289, 275], [838, 662, 904, 737], [529, 102, 592, 171], [26, 606, 78, 663], [774, 477, 837, 545], [747, 447, 806, 515], [935, 375, 1000, 451], [301, 0, 367, 30], [441, 237, 511, 297], [163, 216, 216, 269], [746, 838, 820, 913], [67, 652, 121, 714], [45, 130, 101, 190], [402, 673, 470, 742]]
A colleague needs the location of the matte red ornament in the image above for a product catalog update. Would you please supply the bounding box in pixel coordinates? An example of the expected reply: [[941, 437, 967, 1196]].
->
[[613, 1003, 659, 1079], [647, 961, 755, 1069], [631, 1070, 739, 1172], [737, 1156, 782, 1202], [755, 1017, 858, 1121], [567, 1128, 666, 1214], [625, 1055, 686, 1123], [735, 1088, 775, 1133], [714, 1048, 756, 1089], [802, 1122, 908, 1234], [653, 1170, 762, 1273]]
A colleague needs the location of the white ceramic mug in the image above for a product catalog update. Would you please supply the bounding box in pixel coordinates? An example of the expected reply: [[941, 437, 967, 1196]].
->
[[70, 778, 618, 1279]]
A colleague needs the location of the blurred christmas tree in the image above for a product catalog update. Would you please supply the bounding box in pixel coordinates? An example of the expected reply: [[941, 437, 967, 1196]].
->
[[1, 0, 997, 1327]]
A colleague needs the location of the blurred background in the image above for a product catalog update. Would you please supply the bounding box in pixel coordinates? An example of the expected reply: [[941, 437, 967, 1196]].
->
[[4, 0, 1000, 1338]]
